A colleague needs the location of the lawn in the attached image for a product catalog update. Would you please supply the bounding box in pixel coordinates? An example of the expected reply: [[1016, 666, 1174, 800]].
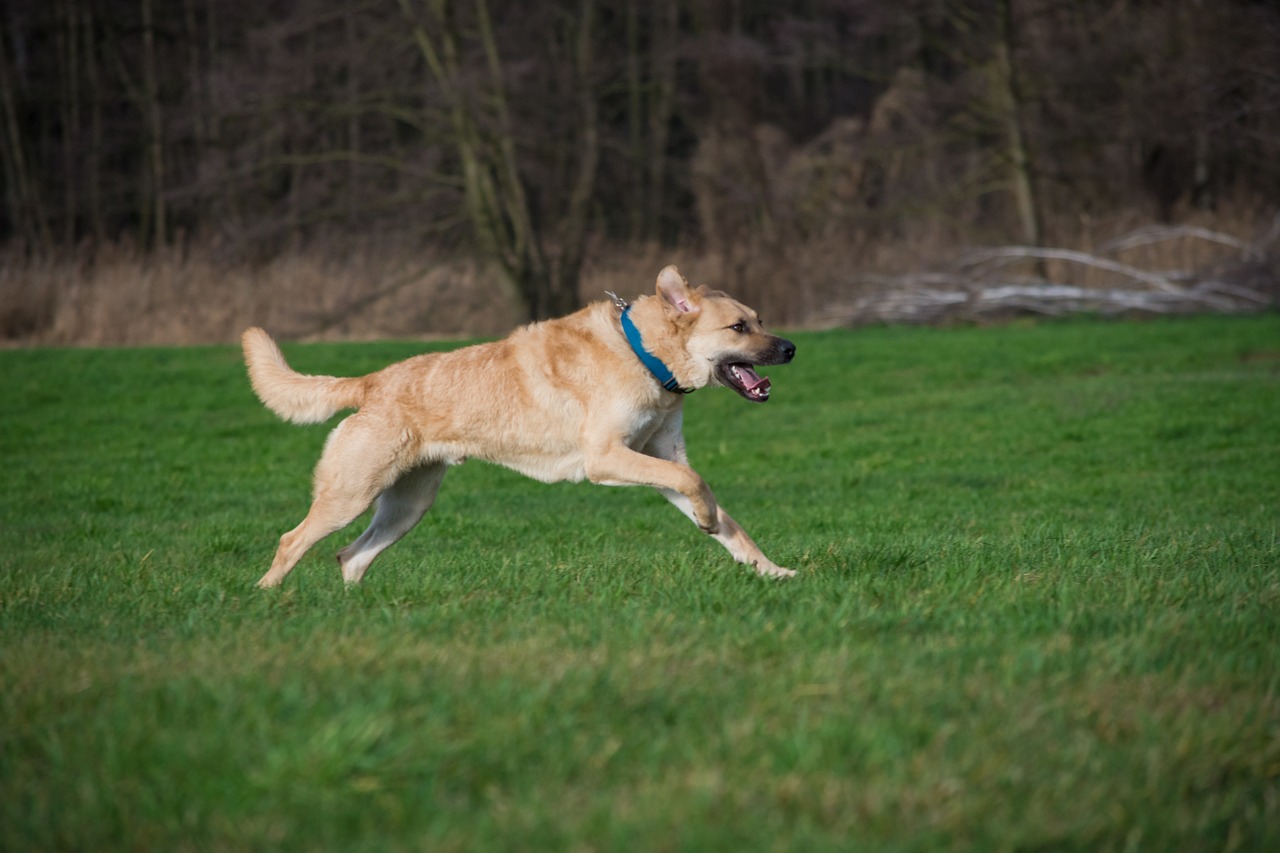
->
[[2, 314, 1278, 850]]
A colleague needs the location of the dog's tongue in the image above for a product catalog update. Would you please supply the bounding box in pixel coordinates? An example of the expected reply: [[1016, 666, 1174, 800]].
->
[[742, 366, 768, 391], [738, 364, 770, 394]]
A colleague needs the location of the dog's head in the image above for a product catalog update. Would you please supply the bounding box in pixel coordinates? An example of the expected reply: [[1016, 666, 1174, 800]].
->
[[650, 266, 795, 402]]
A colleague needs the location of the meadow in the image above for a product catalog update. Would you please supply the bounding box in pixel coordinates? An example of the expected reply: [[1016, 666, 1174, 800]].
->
[[2, 313, 1278, 850]]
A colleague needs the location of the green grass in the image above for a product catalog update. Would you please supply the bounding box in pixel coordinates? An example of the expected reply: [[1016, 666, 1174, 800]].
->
[[2, 314, 1278, 850]]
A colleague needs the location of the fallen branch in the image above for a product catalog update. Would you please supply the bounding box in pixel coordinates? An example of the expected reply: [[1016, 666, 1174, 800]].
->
[[819, 235, 1275, 327], [1098, 224, 1261, 258], [834, 282, 1247, 324], [958, 246, 1182, 293]]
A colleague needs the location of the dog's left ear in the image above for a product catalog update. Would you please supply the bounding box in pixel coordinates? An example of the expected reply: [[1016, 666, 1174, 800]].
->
[[656, 265, 701, 316]]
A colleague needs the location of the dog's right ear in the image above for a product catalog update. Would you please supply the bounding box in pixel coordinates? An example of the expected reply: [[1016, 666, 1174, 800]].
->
[[656, 265, 701, 316]]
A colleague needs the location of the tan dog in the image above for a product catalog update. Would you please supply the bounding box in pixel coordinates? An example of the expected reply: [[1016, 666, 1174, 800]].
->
[[242, 265, 796, 587]]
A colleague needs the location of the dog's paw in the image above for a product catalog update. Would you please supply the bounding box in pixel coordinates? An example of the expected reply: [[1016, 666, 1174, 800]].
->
[[754, 561, 796, 580]]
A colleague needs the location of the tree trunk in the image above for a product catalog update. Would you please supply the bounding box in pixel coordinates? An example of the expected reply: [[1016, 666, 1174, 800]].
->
[[547, 0, 599, 317], [345, 10, 360, 227], [85, 2, 104, 240], [644, 0, 678, 243], [0, 20, 51, 247], [399, 0, 587, 321], [399, 0, 508, 265], [625, 0, 643, 241], [994, 0, 1043, 260], [58, 0, 80, 245], [473, 0, 549, 313], [182, 0, 206, 218], [140, 0, 166, 247]]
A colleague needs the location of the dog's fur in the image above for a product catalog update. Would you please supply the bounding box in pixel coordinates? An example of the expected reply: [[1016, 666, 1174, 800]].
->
[[242, 265, 796, 587]]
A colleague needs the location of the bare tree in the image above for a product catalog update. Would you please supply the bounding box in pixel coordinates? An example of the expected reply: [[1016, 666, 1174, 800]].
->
[[139, 0, 166, 247], [397, 0, 600, 319], [0, 11, 51, 247], [993, 0, 1042, 252]]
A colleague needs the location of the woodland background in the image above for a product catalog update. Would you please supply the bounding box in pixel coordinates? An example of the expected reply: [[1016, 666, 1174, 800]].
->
[[2, 0, 1278, 345]]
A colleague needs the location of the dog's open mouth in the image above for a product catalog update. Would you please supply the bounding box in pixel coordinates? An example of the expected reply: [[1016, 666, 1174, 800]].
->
[[718, 362, 772, 402]]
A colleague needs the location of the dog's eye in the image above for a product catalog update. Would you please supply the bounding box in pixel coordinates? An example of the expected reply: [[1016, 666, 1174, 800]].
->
[[730, 322, 746, 333]]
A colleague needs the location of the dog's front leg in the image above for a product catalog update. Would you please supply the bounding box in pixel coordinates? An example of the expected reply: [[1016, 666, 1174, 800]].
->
[[642, 426, 793, 578], [583, 445, 719, 534], [658, 490, 795, 579]]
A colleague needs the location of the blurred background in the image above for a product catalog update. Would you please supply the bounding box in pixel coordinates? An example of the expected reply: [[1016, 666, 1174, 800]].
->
[[2, 0, 1277, 345]]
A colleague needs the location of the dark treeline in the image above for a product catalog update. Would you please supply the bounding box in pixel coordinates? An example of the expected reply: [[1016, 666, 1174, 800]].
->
[[3, 0, 1279, 320]]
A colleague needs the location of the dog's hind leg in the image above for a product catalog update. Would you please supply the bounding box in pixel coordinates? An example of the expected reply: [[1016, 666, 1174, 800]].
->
[[257, 416, 402, 589], [336, 462, 447, 584]]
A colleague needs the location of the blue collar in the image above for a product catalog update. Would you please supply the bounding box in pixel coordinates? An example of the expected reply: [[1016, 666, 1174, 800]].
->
[[619, 305, 692, 394]]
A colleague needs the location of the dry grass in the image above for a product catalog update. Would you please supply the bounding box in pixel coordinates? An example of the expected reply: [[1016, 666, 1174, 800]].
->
[[0, 238, 524, 347], [2, 203, 1275, 348]]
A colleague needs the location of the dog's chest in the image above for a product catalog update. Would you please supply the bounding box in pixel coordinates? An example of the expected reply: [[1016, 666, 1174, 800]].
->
[[623, 407, 674, 451]]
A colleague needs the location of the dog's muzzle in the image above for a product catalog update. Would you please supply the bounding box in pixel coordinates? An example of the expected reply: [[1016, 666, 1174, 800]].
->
[[718, 337, 796, 403]]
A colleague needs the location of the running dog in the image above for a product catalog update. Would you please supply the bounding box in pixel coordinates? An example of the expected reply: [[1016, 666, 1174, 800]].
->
[[242, 265, 796, 586]]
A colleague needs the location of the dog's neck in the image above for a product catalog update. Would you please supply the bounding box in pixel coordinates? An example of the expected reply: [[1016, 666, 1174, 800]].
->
[[613, 300, 693, 395]]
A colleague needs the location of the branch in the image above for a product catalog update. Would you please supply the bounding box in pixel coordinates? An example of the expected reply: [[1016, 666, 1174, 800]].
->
[[819, 229, 1275, 328], [1098, 224, 1261, 259], [958, 246, 1182, 292]]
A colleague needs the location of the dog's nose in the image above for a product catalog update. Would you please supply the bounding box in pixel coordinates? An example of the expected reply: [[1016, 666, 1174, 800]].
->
[[777, 338, 796, 363]]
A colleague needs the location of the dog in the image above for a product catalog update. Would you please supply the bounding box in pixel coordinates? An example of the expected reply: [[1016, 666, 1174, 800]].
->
[[242, 265, 796, 587]]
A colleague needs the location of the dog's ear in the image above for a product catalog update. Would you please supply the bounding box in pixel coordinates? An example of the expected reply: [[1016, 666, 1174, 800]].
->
[[656, 265, 700, 316]]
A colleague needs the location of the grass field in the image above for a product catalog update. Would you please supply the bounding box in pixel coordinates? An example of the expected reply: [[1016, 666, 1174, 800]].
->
[[2, 314, 1278, 850]]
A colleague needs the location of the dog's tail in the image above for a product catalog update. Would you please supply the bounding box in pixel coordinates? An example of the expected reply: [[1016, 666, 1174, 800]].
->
[[241, 327, 367, 424]]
